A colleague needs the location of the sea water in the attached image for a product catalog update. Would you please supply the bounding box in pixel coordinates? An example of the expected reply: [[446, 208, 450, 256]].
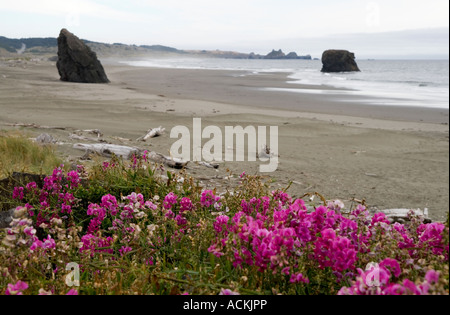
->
[[122, 58, 449, 109]]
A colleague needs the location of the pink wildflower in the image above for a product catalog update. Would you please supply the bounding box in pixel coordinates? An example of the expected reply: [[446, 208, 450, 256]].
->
[[119, 246, 133, 256], [220, 289, 240, 295], [5, 281, 28, 295], [12, 187, 24, 200], [175, 214, 188, 227], [380, 258, 402, 278], [25, 182, 37, 191], [42, 235, 55, 249], [425, 270, 440, 284], [180, 197, 194, 213], [371, 212, 391, 225], [67, 170, 80, 188], [163, 192, 178, 210], [213, 215, 230, 234], [290, 273, 310, 284], [200, 190, 220, 208], [314, 228, 358, 273], [101, 194, 119, 216]]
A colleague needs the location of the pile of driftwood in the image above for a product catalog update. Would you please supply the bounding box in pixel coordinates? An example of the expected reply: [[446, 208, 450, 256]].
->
[[7, 122, 192, 170], [72, 143, 189, 170]]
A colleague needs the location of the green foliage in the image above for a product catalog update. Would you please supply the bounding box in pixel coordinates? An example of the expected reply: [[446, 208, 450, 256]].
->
[[0, 152, 448, 296]]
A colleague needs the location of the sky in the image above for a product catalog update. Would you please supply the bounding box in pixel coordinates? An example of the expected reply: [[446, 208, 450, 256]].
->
[[0, 0, 449, 58]]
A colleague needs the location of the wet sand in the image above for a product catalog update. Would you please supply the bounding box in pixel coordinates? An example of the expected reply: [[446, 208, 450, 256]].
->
[[0, 60, 448, 221]]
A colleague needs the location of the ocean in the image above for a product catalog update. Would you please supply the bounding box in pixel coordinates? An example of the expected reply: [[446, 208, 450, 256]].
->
[[122, 58, 449, 110]]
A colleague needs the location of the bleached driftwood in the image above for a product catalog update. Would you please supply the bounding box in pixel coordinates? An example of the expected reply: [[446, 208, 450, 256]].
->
[[35, 133, 57, 144], [69, 134, 107, 143], [147, 151, 188, 170], [136, 127, 165, 141], [198, 161, 220, 169], [111, 136, 132, 142], [74, 129, 103, 138], [73, 143, 140, 159], [7, 122, 67, 130], [376, 208, 431, 224], [73, 143, 188, 169]]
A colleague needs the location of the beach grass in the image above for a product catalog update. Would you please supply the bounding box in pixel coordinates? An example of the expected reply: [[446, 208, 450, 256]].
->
[[0, 131, 63, 178]]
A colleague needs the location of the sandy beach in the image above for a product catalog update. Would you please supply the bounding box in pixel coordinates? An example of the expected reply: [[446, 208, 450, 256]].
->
[[0, 59, 448, 221]]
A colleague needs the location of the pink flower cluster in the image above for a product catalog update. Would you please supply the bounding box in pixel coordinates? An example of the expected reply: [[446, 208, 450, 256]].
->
[[161, 193, 197, 239], [30, 235, 56, 252], [180, 197, 194, 213], [208, 191, 448, 286], [314, 228, 358, 272], [81, 192, 157, 257], [163, 192, 178, 210], [200, 190, 221, 208], [417, 222, 448, 256], [2, 206, 56, 255], [12, 165, 82, 227], [5, 281, 28, 295], [80, 234, 114, 257], [339, 258, 442, 295], [5, 281, 78, 295], [2, 208, 35, 248]]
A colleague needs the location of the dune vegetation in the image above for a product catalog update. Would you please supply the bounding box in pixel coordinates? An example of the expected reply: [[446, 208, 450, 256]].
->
[[0, 143, 448, 296], [0, 131, 63, 178]]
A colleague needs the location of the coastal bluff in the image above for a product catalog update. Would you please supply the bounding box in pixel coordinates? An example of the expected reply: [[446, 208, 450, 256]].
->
[[321, 50, 360, 73], [56, 29, 109, 83]]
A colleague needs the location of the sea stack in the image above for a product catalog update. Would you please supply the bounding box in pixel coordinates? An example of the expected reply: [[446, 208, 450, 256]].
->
[[321, 50, 360, 73], [56, 28, 110, 83]]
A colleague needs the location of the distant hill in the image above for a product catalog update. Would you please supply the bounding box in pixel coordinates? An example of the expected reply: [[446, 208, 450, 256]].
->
[[0, 35, 312, 60], [140, 45, 184, 53], [0, 36, 57, 53], [257, 49, 311, 60], [0, 35, 184, 57]]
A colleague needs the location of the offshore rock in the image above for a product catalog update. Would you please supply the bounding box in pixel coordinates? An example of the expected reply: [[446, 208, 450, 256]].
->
[[321, 50, 360, 73], [56, 29, 109, 83], [264, 49, 286, 59]]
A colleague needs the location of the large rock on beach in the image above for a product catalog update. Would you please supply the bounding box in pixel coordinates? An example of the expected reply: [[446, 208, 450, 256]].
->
[[321, 50, 360, 73], [56, 29, 109, 83]]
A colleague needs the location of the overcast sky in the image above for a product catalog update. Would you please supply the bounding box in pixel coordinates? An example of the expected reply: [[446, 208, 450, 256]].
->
[[0, 0, 448, 58]]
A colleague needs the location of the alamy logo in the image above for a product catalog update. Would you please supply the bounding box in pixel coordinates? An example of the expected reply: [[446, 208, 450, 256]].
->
[[170, 118, 279, 173], [66, 262, 80, 287], [365, 262, 381, 287]]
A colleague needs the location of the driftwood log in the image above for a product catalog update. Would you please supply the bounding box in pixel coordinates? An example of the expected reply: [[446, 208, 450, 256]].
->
[[147, 151, 188, 169], [74, 129, 103, 138], [198, 161, 220, 169], [136, 127, 166, 142], [69, 134, 108, 143], [35, 133, 57, 144], [377, 208, 431, 224], [73, 143, 140, 159], [7, 122, 67, 130], [72, 143, 188, 169]]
